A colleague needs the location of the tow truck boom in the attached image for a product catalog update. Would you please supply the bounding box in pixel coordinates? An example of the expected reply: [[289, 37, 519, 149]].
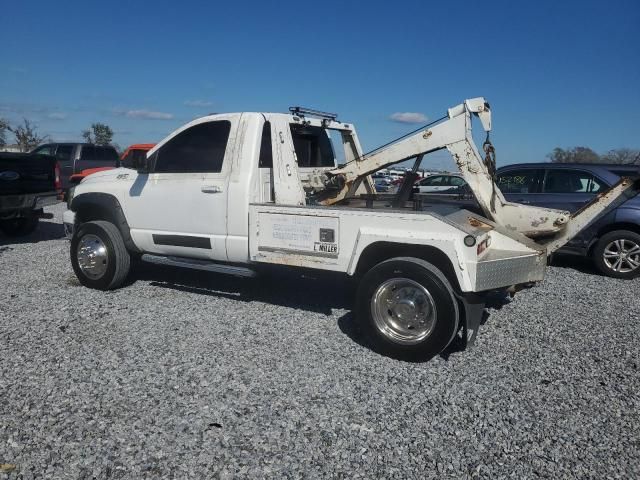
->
[[319, 97, 638, 253]]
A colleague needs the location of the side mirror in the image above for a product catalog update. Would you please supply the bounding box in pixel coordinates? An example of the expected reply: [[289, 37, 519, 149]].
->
[[137, 153, 155, 174]]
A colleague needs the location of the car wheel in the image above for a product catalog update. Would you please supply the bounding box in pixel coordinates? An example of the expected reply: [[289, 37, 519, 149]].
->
[[71, 220, 131, 290], [355, 257, 459, 361], [593, 230, 640, 279], [0, 214, 39, 237]]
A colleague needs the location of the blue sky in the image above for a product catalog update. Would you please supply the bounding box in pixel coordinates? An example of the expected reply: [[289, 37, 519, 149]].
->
[[1, 0, 639, 169]]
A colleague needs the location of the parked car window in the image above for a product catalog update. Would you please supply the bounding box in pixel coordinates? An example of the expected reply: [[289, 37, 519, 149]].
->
[[154, 121, 231, 173], [449, 176, 466, 187], [420, 176, 444, 186], [290, 124, 335, 168], [497, 169, 543, 194], [258, 121, 273, 168], [32, 145, 54, 155], [55, 145, 74, 162], [544, 169, 606, 194]]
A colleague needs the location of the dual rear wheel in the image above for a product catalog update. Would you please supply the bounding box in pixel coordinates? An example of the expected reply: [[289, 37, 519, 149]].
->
[[356, 257, 460, 361]]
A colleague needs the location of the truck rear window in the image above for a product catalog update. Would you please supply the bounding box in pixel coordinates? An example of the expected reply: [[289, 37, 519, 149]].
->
[[80, 146, 119, 163], [290, 124, 335, 168]]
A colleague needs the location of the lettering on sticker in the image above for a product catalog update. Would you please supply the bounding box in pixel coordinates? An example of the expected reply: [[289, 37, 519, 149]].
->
[[314, 242, 338, 254]]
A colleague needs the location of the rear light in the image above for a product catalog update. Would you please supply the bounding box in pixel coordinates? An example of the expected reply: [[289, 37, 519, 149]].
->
[[477, 235, 491, 255], [54, 162, 62, 192]]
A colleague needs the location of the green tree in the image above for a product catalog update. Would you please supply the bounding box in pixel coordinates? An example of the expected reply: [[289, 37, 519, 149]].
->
[[547, 147, 600, 164], [82, 123, 114, 146], [9, 119, 48, 152]]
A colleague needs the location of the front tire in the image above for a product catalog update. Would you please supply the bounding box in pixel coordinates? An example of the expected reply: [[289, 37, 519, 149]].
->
[[0, 214, 39, 237], [71, 220, 131, 290], [356, 257, 460, 361], [593, 230, 640, 279]]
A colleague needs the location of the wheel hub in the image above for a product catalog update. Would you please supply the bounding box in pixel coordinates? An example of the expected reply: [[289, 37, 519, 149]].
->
[[76, 234, 109, 279], [371, 278, 437, 345], [603, 239, 640, 273]]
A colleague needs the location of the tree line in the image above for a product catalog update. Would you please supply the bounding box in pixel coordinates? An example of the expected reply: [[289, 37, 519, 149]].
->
[[548, 147, 640, 165], [0, 118, 114, 152], [1, 117, 638, 165]]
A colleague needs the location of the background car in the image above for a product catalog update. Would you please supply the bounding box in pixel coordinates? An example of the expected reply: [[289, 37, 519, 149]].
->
[[374, 177, 392, 192], [31, 143, 119, 190], [497, 163, 640, 278], [120, 143, 155, 170], [68, 143, 156, 186], [409, 163, 640, 278], [413, 173, 466, 193]]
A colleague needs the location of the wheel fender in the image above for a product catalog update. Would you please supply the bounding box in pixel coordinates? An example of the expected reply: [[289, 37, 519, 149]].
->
[[70, 192, 140, 252], [347, 228, 473, 292]]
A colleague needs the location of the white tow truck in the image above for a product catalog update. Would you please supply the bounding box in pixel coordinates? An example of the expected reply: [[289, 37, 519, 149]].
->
[[63, 98, 637, 359]]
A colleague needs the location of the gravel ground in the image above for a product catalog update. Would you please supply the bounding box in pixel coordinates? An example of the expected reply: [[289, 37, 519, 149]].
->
[[1, 204, 639, 479]]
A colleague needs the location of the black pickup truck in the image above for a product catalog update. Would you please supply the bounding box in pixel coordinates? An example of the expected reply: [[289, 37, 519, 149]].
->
[[0, 152, 60, 237]]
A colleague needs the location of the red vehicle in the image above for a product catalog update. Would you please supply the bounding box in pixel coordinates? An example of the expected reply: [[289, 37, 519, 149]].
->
[[69, 143, 155, 185], [120, 143, 155, 170]]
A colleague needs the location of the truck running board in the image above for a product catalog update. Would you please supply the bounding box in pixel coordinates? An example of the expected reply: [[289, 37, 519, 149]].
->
[[141, 254, 257, 278]]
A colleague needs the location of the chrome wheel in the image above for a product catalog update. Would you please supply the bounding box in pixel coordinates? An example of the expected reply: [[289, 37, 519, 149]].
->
[[76, 234, 109, 279], [603, 239, 640, 274], [370, 278, 437, 345]]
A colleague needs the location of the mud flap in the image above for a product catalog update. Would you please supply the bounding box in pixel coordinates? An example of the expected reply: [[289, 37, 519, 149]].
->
[[455, 292, 486, 348]]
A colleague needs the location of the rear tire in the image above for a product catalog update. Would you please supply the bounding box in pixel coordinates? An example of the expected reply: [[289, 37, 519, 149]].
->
[[71, 220, 131, 290], [355, 257, 459, 361], [593, 230, 640, 279], [0, 214, 39, 237]]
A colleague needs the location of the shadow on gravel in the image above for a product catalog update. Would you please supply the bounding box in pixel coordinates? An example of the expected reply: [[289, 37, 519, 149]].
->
[[0, 221, 65, 246], [128, 262, 515, 362], [337, 288, 514, 362], [131, 262, 354, 315], [549, 253, 600, 276]]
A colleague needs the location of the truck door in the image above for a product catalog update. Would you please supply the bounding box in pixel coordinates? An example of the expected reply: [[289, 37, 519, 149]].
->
[[124, 116, 238, 261], [53, 144, 75, 190]]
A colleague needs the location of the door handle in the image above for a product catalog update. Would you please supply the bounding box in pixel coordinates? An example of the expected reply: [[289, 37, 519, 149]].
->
[[201, 185, 222, 194]]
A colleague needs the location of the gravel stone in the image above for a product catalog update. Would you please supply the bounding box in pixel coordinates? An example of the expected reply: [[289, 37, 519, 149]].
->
[[1, 204, 639, 479]]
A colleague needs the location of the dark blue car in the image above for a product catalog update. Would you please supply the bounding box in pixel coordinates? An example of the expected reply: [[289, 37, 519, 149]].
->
[[413, 163, 640, 278], [496, 163, 640, 279]]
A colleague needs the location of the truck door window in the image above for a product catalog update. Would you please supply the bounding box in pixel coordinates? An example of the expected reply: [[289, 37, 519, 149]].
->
[[544, 169, 606, 194], [258, 121, 273, 168], [290, 124, 335, 168], [154, 121, 231, 173], [497, 169, 543, 194]]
